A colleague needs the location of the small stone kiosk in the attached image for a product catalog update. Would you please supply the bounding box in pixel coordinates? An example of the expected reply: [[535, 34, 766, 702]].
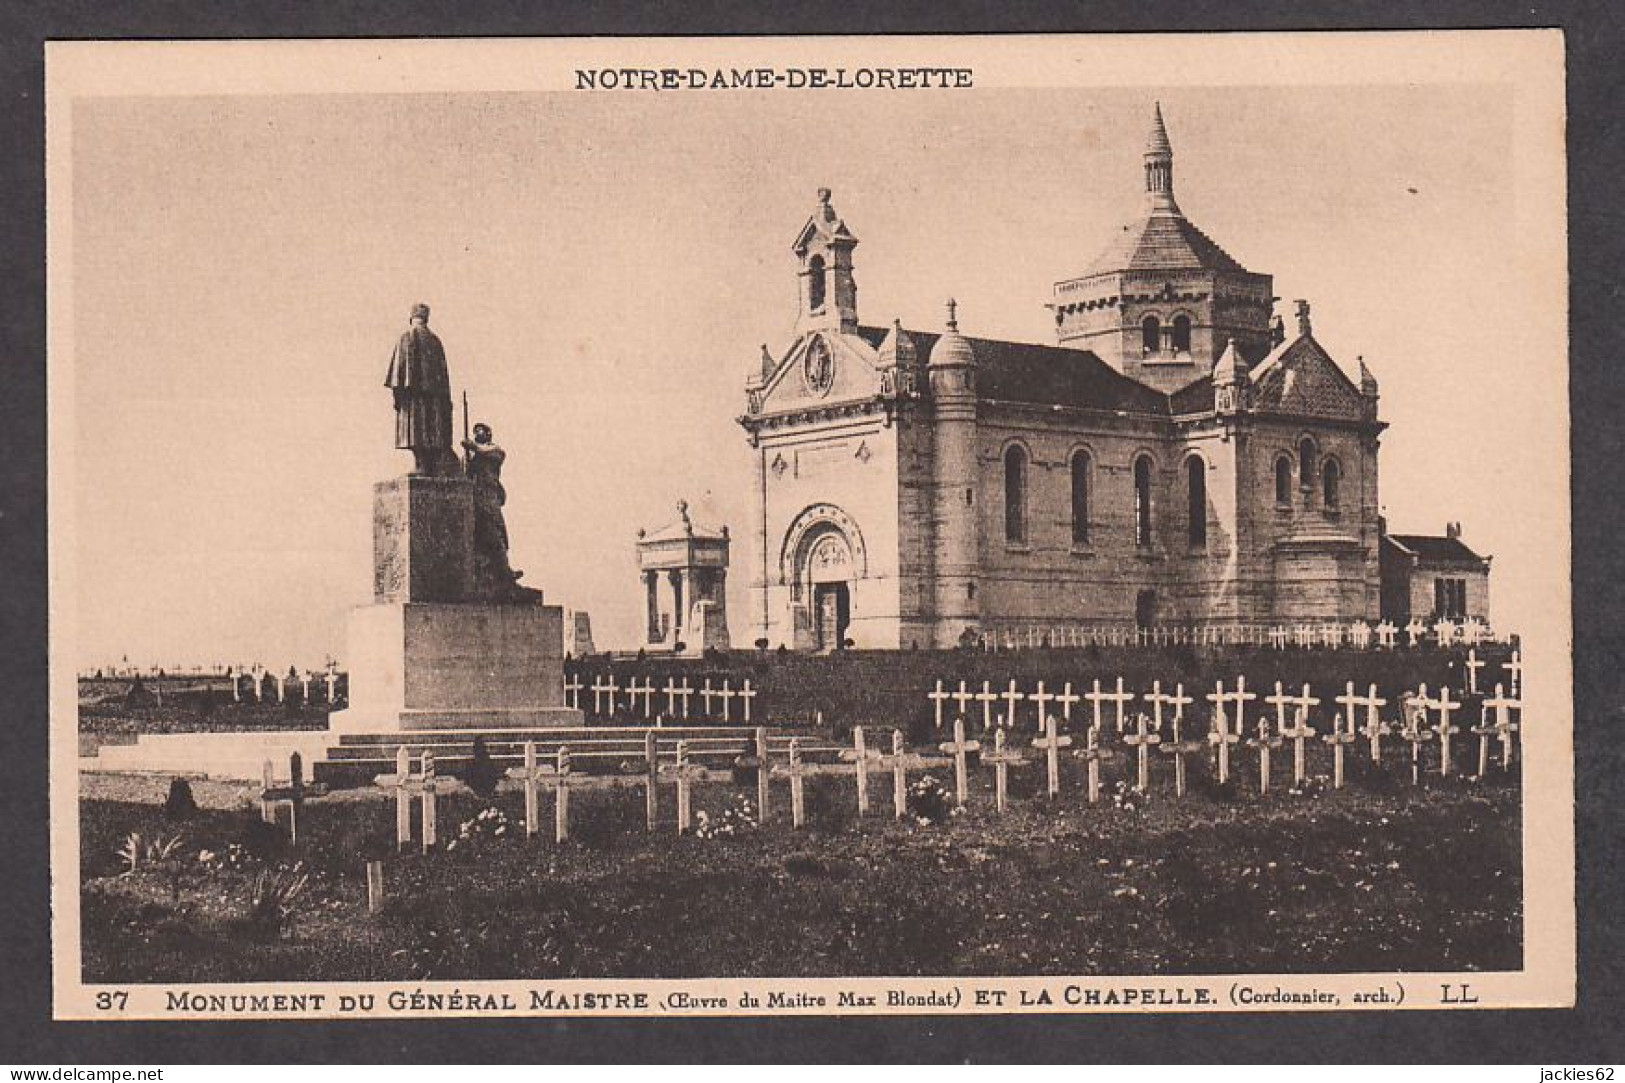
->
[[331, 304, 583, 732], [636, 500, 731, 654]]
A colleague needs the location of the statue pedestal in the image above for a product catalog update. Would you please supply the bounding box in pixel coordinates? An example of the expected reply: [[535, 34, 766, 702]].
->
[[329, 601, 583, 732], [332, 472, 583, 733]]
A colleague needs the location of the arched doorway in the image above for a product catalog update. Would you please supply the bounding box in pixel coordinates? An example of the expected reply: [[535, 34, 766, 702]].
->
[[805, 531, 853, 651]]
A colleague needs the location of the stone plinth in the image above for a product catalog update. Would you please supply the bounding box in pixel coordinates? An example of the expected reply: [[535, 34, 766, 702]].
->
[[373, 475, 474, 603], [690, 599, 730, 653], [329, 601, 583, 732]]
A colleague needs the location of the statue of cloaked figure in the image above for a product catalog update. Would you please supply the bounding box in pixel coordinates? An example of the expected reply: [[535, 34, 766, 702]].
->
[[385, 303, 459, 476], [463, 422, 540, 601]]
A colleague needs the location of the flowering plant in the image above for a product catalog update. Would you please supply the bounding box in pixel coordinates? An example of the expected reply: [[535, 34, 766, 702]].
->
[[906, 775, 955, 825], [446, 807, 510, 853], [696, 794, 759, 839]]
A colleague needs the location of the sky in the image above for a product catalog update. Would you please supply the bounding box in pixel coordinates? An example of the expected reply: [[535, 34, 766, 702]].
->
[[63, 72, 1566, 669]]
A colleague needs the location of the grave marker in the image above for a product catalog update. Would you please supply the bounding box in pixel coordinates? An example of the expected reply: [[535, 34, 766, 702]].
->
[[700, 678, 719, 718], [1321, 701, 1357, 789], [1158, 712, 1205, 798], [1463, 648, 1486, 695], [506, 741, 553, 837], [660, 740, 710, 834], [1483, 685, 1521, 769], [950, 680, 976, 721], [937, 717, 981, 806], [1399, 697, 1435, 786], [366, 860, 385, 915], [1001, 680, 1025, 730], [738, 679, 758, 723], [756, 726, 771, 821], [1032, 713, 1072, 799], [770, 738, 810, 829], [1405, 619, 1427, 648], [564, 673, 583, 710], [259, 752, 327, 844], [1375, 620, 1399, 649], [1055, 682, 1080, 725], [1429, 685, 1461, 777], [984, 728, 1025, 812], [1504, 650, 1523, 698], [841, 726, 885, 816], [1122, 712, 1162, 793], [1029, 681, 1056, 730], [1245, 718, 1284, 796], [1207, 687, 1241, 786], [644, 730, 660, 830], [718, 679, 737, 723], [553, 747, 573, 843], [974, 681, 999, 733], [928, 679, 951, 730], [1071, 724, 1116, 803], [1281, 684, 1321, 786]]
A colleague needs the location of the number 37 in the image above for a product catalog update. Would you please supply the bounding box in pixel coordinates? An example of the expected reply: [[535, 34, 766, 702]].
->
[[94, 990, 129, 1011]]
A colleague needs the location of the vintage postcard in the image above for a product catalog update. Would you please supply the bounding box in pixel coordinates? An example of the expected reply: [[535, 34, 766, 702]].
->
[[48, 31, 1571, 1020]]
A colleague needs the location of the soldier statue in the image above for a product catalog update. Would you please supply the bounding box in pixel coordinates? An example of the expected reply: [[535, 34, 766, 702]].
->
[[463, 422, 538, 600], [385, 303, 459, 476]]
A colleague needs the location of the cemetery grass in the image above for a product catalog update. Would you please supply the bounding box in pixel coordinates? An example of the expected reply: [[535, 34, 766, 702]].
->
[[79, 761, 1522, 982]]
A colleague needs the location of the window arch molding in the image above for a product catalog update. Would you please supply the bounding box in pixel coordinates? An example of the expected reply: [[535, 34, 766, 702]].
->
[[1169, 311, 1194, 354], [1000, 439, 1033, 547], [1297, 433, 1319, 491], [1182, 450, 1209, 548], [1274, 453, 1295, 506], [1321, 454, 1343, 511], [1131, 450, 1157, 549], [1067, 443, 1097, 547]]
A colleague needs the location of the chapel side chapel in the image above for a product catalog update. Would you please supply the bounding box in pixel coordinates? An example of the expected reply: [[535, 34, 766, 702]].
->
[[739, 105, 1471, 652]]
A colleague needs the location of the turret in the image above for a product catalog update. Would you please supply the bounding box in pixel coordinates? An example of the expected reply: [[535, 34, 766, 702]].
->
[[1213, 337, 1251, 417], [876, 318, 920, 399], [928, 299, 980, 645]]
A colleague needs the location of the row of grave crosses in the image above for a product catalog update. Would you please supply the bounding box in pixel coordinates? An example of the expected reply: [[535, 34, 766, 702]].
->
[[566, 674, 758, 724], [342, 684, 1524, 858], [227, 664, 342, 705], [928, 672, 1523, 790], [977, 617, 1497, 651]]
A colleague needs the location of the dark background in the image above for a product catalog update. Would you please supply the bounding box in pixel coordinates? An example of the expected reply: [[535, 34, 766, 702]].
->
[[2, 0, 1620, 1064]]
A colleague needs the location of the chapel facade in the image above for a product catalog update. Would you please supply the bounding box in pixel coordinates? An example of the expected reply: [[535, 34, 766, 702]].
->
[[739, 105, 1387, 651]]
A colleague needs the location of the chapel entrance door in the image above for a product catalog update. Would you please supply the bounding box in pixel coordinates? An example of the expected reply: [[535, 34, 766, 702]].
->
[[813, 582, 850, 652]]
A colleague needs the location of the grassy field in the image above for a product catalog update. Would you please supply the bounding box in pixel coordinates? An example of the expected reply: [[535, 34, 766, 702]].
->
[[80, 757, 1522, 982]]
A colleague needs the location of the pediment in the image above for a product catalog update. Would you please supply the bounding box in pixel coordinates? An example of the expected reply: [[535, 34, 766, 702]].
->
[[1250, 336, 1367, 422], [755, 331, 881, 415]]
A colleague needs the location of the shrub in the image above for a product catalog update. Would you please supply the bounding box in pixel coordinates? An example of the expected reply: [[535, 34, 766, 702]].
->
[[116, 831, 185, 876], [905, 775, 954, 825], [246, 863, 310, 941], [163, 779, 199, 818], [464, 737, 503, 797], [236, 816, 285, 860]]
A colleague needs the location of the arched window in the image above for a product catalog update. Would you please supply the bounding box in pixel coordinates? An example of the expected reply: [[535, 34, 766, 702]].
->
[[1275, 456, 1293, 505], [1172, 314, 1193, 354], [1133, 455, 1153, 548], [1004, 445, 1028, 545], [1298, 436, 1317, 489], [807, 254, 827, 311], [1186, 456, 1207, 547], [1323, 458, 1341, 510], [1070, 450, 1090, 545], [1141, 315, 1160, 354]]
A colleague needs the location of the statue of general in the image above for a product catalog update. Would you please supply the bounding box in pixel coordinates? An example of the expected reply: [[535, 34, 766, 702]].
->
[[385, 303, 458, 476]]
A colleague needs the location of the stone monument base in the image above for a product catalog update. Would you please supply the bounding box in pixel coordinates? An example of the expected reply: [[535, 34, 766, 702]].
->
[[329, 601, 583, 733]]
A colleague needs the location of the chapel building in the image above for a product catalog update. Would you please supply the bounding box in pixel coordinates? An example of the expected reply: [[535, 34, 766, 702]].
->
[[739, 105, 1387, 651]]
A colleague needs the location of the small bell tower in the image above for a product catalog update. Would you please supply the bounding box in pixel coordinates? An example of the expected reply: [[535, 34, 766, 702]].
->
[[793, 188, 859, 334]]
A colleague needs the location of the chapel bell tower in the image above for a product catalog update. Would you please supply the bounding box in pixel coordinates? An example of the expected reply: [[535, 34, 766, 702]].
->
[[794, 188, 859, 334]]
